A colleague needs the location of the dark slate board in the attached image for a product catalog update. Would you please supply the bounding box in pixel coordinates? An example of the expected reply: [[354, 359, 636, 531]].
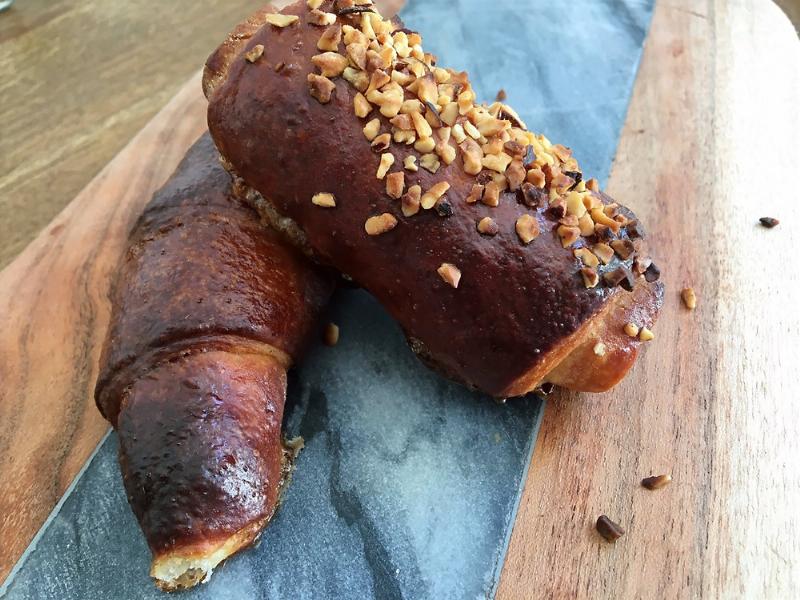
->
[[0, 1, 654, 598]]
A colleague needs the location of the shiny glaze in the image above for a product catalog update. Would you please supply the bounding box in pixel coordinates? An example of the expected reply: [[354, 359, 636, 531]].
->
[[94, 133, 332, 557], [205, 1, 663, 396], [118, 351, 286, 556]]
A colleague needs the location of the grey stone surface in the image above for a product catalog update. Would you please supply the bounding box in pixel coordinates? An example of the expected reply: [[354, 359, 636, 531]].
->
[[0, 0, 654, 598]]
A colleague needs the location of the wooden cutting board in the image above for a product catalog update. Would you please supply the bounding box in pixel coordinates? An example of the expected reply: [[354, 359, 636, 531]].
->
[[1, 0, 798, 596]]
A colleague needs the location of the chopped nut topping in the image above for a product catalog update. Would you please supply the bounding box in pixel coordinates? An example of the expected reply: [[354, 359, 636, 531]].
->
[[307, 73, 336, 103], [591, 207, 622, 233], [401, 185, 421, 216], [515, 214, 540, 244], [411, 110, 433, 139], [371, 133, 391, 152], [641, 474, 672, 490], [581, 267, 600, 288], [318, 24, 342, 51], [574, 248, 599, 268], [364, 212, 398, 235], [390, 114, 412, 130], [308, 9, 337, 26], [419, 152, 441, 173], [759, 217, 780, 228], [366, 69, 390, 94], [403, 155, 418, 171], [363, 117, 381, 141], [465, 184, 484, 204], [623, 322, 640, 338], [557, 225, 581, 248], [592, 243, 615, 265], [503, 140, 525, 158], [644, 262, 661, 283], [482, 181, 501, 207], [596, 516, 625, 543], [323, 322, 340, 346], [311, 192, 336, 208], [482, 153, 513, 174], [311, 52, 347, 77], [639, 327, 655, 341], [386, 171, 405, 199], [681, 287, 697, 310], [593, 342, 606, 356], [578, 214, 595, 237], [342, 66, 369, 91], [611, 239, 636, 260], [305, 1, 651, 294], [437, 263, 462, 288], [376, 152, 395, 179], [353, 92, 372, 117], [244, 44, 264, 63], [518, 183, 546, 209], [477, 217, 499, 236], [527, 168, 546, 188], [632, 256, 652, 275], [437, 141, 457, 165], [421, 181, 450, 209], [505, 160, 526, 192], [604, 266, 634, 290], [265, 13, 300, 27], [459, 139, 483, 175]]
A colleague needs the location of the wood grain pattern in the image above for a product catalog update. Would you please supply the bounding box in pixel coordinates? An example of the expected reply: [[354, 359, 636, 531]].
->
[[497, 0, 800, 597], [0, 0, 258, 270], [0, 0, 798, 595], [0, 74, 207, 583]]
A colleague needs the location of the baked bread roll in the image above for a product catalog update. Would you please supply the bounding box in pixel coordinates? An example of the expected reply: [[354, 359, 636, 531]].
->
[[203, 0, 663, 397], [94, 133, 332, 590]]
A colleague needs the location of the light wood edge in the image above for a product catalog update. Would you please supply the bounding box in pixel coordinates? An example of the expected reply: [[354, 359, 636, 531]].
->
[[497, 1, 800, 598]]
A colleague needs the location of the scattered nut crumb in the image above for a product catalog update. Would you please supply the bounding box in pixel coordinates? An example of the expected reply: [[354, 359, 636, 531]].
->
[[354, 92, 372, 118], [403, 155, 418, 172], [317, 24, 342, 51], [477, 217, 499, 236], [437, 263, 462, 288], [386, 171, 405, 199], [265, 13, 300, 27], [623, 322, 640, 338], [681, 287, 697, 310], [401, 185, 421, 217], [596, 515, 625, 543], [323, 322, 340, 346], [376, 153, 395, 179], [308, 8, 337, 26], [581, 267, 599, 289], [638, 327, 655, 341], [593, 342, 606, 356], [364, 213, 398, 235], [244, 44, 264, 63], [420, 181, 450, 209], [641, 474, 672, 490], [312, 52, 349, 77], [515, 214, 540, 244], [312, 192, 336, 208], [307, 0, 324, 8], [307, 73, 336, 103], [759, 217, 779, 228]]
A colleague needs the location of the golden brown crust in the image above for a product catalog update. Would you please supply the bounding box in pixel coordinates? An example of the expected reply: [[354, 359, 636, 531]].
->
[[204, 1, 663, 397]]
